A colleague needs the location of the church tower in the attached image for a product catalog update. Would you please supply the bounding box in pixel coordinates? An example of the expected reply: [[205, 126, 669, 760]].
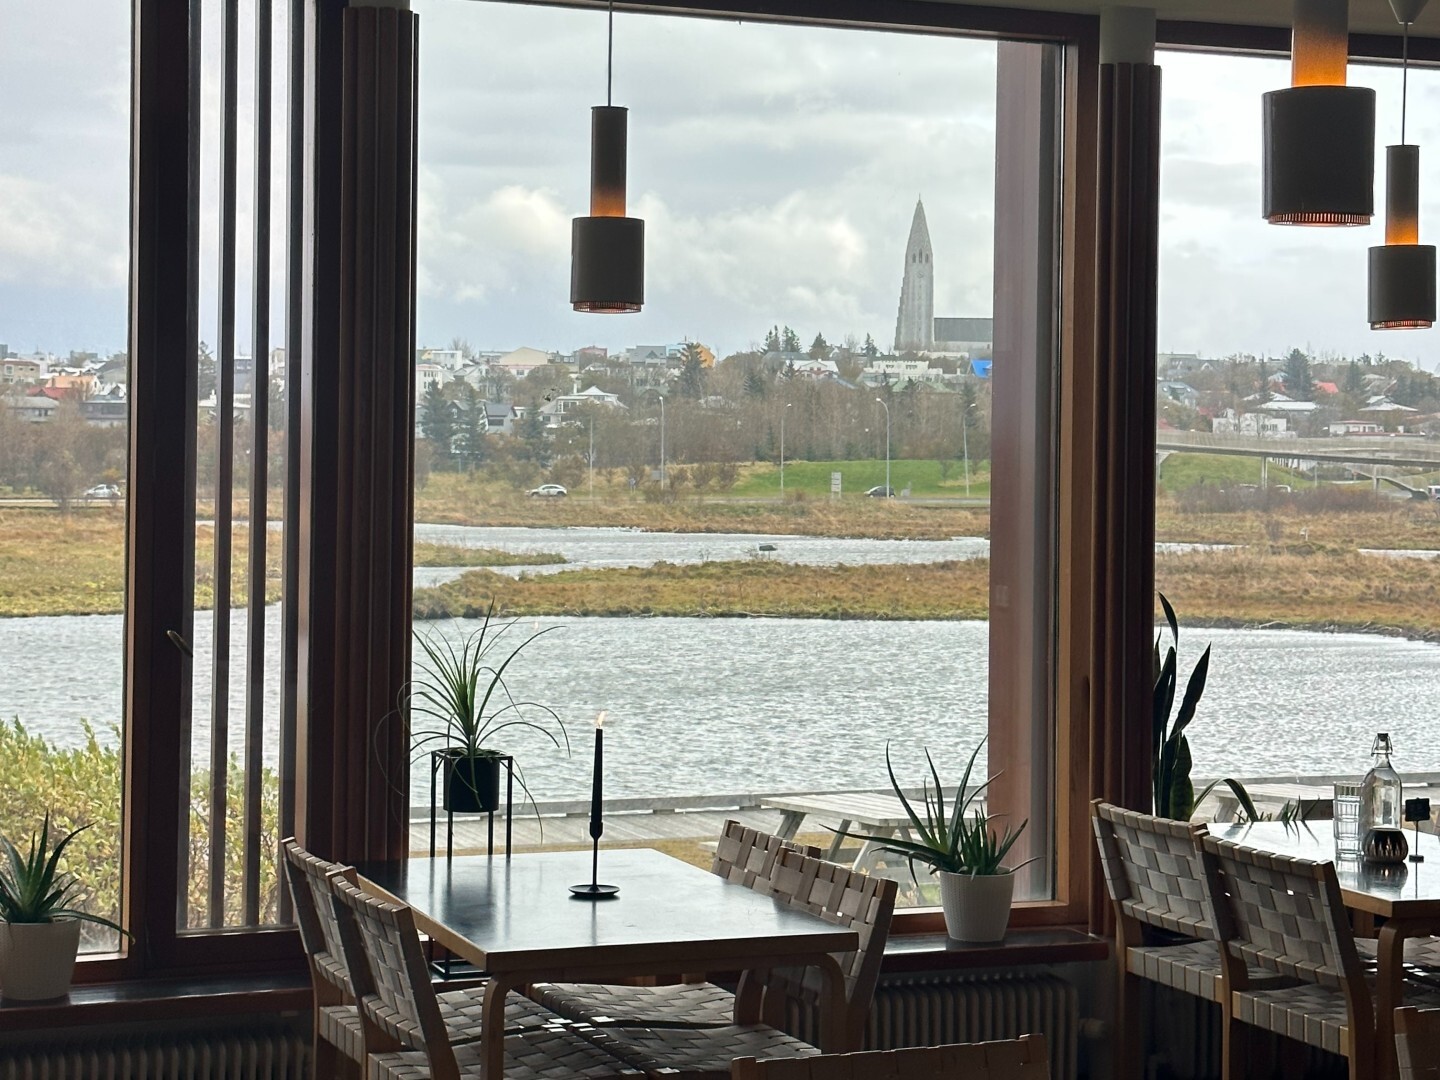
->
[[893, 198, 934, 352]]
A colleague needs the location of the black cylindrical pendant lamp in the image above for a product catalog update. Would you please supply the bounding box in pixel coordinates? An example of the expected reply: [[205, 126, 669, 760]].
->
[[1263, 0, 1375, 225], [572, 106, 644, 313]]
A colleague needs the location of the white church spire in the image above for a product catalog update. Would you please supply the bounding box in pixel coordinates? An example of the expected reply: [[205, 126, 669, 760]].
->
[[894, 198, 934, 352]]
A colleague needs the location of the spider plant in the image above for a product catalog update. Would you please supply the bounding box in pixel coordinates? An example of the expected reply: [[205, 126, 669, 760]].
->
[[0, 816, 125, 933], [404, 603, 570, 763], [835, 738, 1037, 882]]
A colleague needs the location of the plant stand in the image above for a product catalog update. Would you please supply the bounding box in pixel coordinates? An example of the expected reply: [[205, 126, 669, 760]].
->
[[428, 752, 514, 861]]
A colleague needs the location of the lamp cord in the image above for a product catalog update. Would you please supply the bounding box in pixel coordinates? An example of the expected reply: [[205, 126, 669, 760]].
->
[[1402, 21, 1410, 145], [607, 0, 614, 108]]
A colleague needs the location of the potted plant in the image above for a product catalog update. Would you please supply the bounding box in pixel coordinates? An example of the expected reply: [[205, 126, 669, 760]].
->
[[838, 738, 1035, 943], [0, 815, 126, 1000], [405, 603, 569, 815], [1153, 593, 1258, 822]]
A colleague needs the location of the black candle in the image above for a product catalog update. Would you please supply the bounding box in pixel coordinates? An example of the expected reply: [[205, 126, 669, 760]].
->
[[589, 712, 606, 840]]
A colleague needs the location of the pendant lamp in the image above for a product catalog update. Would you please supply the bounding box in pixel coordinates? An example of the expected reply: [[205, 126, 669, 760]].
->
[[571, 2, 644, 313], [1263, 0, 1375, 225], [1369, 0, 1436, 329]]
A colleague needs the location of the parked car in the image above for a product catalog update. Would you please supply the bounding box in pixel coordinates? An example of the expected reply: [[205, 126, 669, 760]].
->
[[527, 484, 568, 498], [83, 484, 122, 500], [865, 485, 895, 498]]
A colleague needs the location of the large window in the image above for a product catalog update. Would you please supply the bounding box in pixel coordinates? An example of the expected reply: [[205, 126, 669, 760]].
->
[[407, 2, 1067, 916], [1156, 48, 1440, 797], [0, 0, 132, 954]]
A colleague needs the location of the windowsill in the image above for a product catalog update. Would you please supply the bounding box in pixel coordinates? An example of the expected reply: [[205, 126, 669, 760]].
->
[[882, 925, 1108, 973], [0, 972, 311, 1033]]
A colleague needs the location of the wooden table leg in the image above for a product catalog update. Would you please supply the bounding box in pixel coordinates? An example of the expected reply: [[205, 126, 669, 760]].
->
[[481, 973, 524, 1079], [824, 820, 852, 861], [1374, 922, 1407, 1080], [813, 954, 850, 1053], [774, 810, 805, 842]]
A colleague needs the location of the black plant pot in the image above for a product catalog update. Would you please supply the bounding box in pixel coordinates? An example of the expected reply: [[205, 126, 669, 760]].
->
[[441, 752, 502, 814]]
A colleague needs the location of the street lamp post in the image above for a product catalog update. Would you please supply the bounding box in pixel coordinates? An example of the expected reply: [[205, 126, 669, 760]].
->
[[962, 400, 975, 498], [588, 415, 595, 501], [874, 397, 890, 496], [780, 402, 793, 497], [658, 394, 666, 491]]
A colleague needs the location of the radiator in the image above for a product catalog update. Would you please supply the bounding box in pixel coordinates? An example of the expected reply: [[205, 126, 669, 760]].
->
[[0, 1031, 309, 1080], [786, 973, 1078, 1080]]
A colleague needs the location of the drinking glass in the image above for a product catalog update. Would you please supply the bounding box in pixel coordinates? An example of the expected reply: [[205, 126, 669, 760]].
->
[[1333, 781, 1363, 856]]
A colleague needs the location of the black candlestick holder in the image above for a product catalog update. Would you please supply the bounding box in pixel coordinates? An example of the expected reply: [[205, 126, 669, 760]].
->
[[1406, 797, 1431, 864], [570, 821, 619, 899]]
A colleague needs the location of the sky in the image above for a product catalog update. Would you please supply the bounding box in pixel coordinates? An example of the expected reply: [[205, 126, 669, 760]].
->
[[2, 0, 1438, 369]]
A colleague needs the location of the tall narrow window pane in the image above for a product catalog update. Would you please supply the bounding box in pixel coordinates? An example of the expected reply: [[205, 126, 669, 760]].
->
[[1157, 50, 1440, 807], [0, 0, 131, 952], [408, 2, 1060, 911], [183, 0, 294, 931]]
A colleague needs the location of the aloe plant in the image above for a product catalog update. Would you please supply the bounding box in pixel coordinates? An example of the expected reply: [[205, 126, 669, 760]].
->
[[1153, 594, 1257, 822], [0, 815, 125, 932], [835, 738, 1036, 881]]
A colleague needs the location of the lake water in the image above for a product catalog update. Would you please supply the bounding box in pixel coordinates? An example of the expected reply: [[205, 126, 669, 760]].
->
[[3, 526, 1438, 801]]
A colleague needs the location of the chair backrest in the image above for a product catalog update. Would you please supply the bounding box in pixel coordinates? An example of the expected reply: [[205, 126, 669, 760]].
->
[[759, 847, 898, 1035], [329, 873, 459, 1079], [1196, 834, 1369, 995], [731, 1034, 1050, 1079], [1395, 1006, 1440, 1080], [281, 837, 357, 998], [1090, 800, 1212, 941], [711, 820, 820, 891]]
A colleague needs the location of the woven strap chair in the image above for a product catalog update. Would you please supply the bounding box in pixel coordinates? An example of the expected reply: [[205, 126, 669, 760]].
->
[[533, 822, 821, 1031], [1089, 803, 1230, 1080], [578, 847, 898, 1079], [1395, 1006, 1440, 1080], [1195, 833, 1440, 1080], [729, 1033, 1051, 1080], [328, 874, 633, 1080], [282, 837, 364, 1078]]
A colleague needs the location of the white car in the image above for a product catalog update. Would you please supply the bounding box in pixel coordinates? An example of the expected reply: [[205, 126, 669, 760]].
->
[[84, 484, 122, 500], [527, 484, 568, 498]]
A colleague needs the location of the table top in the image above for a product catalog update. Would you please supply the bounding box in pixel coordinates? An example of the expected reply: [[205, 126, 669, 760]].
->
[[1209, 821, 1440, 919], [356, 849, 858, 974], [762, 792, 918, 829]]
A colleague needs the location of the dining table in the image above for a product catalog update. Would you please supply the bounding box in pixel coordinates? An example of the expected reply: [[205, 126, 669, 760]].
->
[[356, 848, 859, 1079], [1211, 821, 1440, 1080]]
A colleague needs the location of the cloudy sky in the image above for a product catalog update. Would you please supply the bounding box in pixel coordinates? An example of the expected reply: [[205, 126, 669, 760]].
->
[[3, 0, 1438, 368]]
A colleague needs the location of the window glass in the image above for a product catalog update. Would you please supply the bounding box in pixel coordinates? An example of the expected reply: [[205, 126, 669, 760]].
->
[[0, 0, 130, 952], [1158, 50, 1440, 803], [409, 1, 1060, 908]]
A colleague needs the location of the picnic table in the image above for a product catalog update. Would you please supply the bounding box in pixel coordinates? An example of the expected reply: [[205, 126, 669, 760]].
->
[[763, 792, 920, 872]]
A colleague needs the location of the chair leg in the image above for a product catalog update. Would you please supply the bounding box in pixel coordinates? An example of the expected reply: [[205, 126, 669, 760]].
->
[[313, 1033, 342, 1080], [1114, 967, 1142, 1080], [1221, 1012, 1248, 1080]]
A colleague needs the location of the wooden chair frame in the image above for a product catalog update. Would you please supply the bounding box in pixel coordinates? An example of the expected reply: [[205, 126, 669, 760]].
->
[[1394, 1005, 1440, 1080]]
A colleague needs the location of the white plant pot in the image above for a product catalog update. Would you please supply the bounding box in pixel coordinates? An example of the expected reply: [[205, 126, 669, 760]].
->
[[0, 920, 82, 1000], [938, 871, 1015, 943]]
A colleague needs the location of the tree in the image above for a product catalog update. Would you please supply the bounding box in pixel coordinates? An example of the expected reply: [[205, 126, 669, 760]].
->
[[808, 333, 829, 360], [764, 326, 781, 352], [267, 375, 286, 432], [32, 402, 89, 513], [676, 343, 707, 399], [862, 333, 879, 359], [515, 401, 549, 465], [197, 341, 217, 400], [454, 383, 489, 470], [781, 326, 801, 353], [1283, 348, 1314, 401], [420, 383, 457, 466], [743, 368, 768, 399]]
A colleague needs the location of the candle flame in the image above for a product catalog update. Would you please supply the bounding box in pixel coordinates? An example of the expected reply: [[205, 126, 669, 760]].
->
[[596, 711, 607, 729]]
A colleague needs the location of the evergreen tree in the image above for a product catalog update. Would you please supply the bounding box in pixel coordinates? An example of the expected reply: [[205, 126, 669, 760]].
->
[[676, 342, 707, 399], [516, 400, 549, 464], [743, 368, 768, 399], [862, 333, 879, 359], [764, 326, 781, 352], [808, 333, 829, 360], [1343, 359, 1366, 395], [197, 341, 217, 400], [455, 383, 489, 470], [781, 326, 801, 353], [420, 383, 457, 466], [1283, 347, 1315, 400]]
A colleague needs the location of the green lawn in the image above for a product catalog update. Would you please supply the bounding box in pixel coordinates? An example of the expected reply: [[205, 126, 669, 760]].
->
[[730, 459, 992, 498], [1158, 452, 1310, 492]]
